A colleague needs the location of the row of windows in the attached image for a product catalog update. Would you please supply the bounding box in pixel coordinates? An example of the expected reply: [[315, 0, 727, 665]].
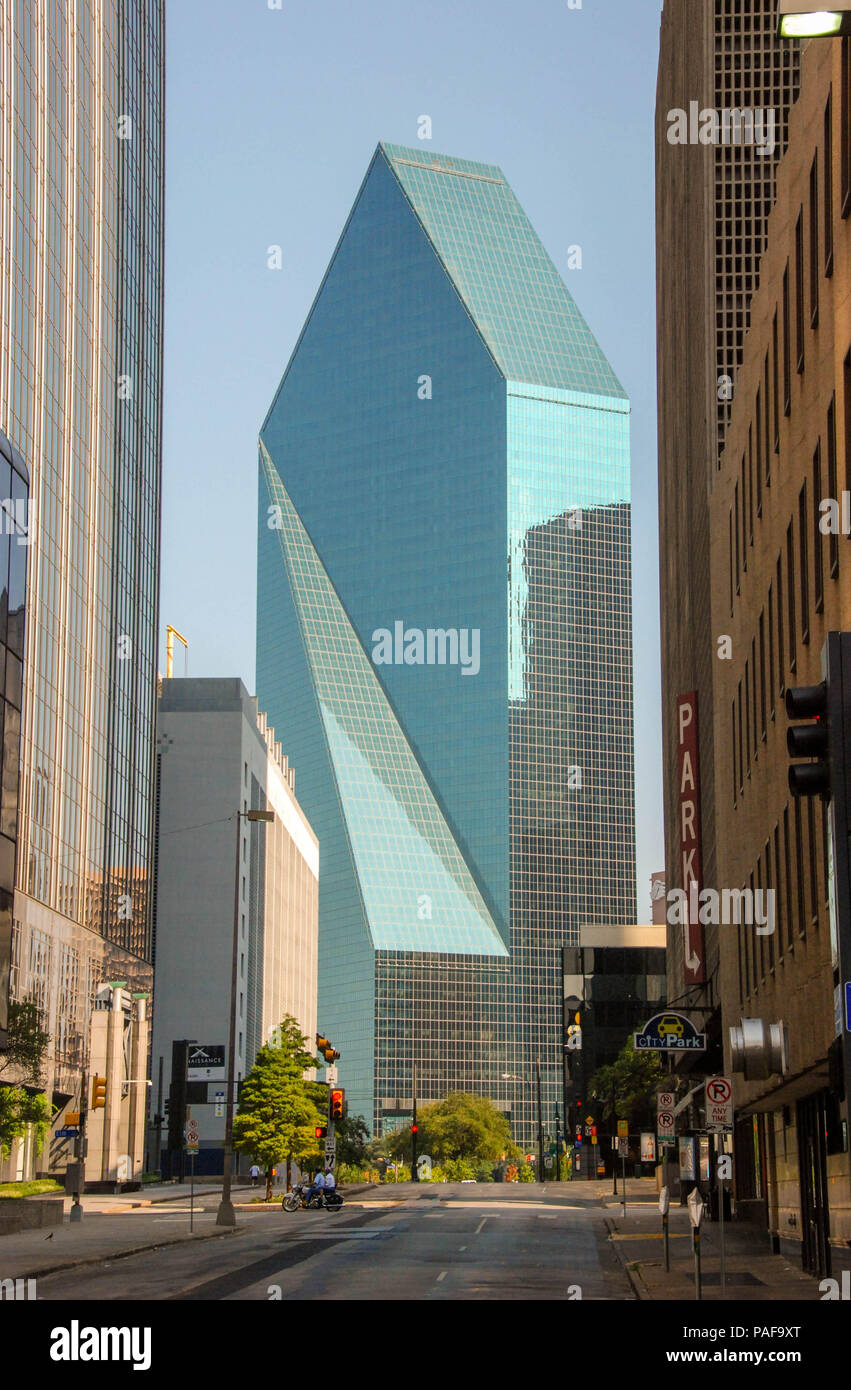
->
[[735, 793, 826, 1006], [729, 372, 850, 805]]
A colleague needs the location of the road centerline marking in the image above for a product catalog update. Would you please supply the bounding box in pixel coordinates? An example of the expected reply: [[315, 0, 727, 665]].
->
[[436, 1270, 447, 1282], [475, 1217, 487, 1234]]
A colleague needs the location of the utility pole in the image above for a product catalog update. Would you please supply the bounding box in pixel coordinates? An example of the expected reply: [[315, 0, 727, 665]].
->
[[411, 1061, 419, 1182]]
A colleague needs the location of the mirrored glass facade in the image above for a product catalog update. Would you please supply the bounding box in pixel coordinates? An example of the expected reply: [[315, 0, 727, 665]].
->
[[258, 143, 635, 1140], [0, 2, 164, 1100]]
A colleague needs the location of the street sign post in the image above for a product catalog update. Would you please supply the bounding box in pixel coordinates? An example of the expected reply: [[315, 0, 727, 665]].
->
[[659, 1186, 671, 1271], [705, 1076, 734, 1131], [617, 1119, 628, 1138]]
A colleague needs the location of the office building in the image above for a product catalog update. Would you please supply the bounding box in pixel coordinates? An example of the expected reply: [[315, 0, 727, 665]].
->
[[708, 34, 851, 1277], [0, 1, 165, 1176], [257, 142, 635, 1142], [150, 679, 318, 1174], [656, 0, 800, 1068], [0, 429, 28, 1061]]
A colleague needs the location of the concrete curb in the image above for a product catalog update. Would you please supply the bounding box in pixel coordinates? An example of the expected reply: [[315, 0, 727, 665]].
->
[[603, 1215, 652, 1301], [16, 1226, 243, 1283]]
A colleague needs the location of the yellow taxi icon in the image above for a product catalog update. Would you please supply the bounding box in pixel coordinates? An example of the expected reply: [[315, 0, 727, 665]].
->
[[657, 1015, 685, 1039]]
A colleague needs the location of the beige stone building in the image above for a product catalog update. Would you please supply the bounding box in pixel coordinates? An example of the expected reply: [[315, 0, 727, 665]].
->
[[656, 0, 800, 1071], [709, 34, 851, 1277]]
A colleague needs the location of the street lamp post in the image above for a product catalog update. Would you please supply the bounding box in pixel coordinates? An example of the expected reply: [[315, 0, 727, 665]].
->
[[216, 807, 274, 1229], [778, 2, 851, 36]]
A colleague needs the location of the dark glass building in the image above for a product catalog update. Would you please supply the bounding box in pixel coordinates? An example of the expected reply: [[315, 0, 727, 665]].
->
[[0, 430, 28, 1049], [0, 2, 164, 1148], [257, 143, 636, 1141]]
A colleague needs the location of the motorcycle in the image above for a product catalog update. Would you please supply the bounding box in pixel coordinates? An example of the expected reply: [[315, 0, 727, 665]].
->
[[282, 1182, 343, 1213]]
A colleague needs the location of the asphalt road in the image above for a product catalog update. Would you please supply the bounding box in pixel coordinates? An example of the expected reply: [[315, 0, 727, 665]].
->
[[32, 1185, 634, 1302]]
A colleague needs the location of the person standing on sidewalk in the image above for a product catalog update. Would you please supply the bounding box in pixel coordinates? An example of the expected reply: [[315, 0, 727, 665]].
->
[[249, 1163, 261, 1188]]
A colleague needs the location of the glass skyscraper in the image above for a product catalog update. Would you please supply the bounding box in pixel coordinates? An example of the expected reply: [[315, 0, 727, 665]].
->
[[257, 143, 635, 1141], [0, 2, 164, 1126]]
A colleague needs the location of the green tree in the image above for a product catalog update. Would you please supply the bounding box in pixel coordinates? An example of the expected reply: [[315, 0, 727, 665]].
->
[[334, 1112, 370, 1167], [232, 1016, 323, 1199], [588, 1038, 666, 1131], [0, 1000, 50, 1084], [0, 999, 51, 1163], [384, 1092, 519, 1166]]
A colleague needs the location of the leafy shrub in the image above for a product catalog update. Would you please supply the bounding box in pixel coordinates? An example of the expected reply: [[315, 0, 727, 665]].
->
[[518, 1164, 535, 1182]]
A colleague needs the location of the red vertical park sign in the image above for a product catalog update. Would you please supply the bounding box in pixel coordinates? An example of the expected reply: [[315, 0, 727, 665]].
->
[[677, 692, 705, 985]]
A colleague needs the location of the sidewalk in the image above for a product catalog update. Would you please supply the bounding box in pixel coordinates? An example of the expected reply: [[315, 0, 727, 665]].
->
[[603, 1183, 821, 1301]]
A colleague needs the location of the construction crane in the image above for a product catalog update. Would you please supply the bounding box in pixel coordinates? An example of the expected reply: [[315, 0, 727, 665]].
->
[[165, 625, 188, 679]]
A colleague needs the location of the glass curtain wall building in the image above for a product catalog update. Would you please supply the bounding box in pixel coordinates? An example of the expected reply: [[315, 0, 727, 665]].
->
[[257, 143, 635, 1141], [0, 2, 164, 1134]]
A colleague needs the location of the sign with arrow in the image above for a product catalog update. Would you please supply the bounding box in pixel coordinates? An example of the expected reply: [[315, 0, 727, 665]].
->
[[677, 692, 706, 985]]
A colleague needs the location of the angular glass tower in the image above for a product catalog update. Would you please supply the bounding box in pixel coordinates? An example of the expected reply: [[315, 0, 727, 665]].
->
[[258, 143, 635, 1141]]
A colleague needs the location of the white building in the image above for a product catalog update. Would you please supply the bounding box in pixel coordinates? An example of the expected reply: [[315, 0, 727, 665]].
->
[[150, 678, 318, 1173]]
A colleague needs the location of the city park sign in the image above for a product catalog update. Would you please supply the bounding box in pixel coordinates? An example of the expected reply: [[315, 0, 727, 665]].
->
[[634, 1011, 707, 1052]]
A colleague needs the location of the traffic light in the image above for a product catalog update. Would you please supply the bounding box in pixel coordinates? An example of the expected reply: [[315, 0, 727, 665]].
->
[[315, 1125, 327, 1140], [786, 682, 831, 797], [410, 1123, 418, 1134], [330, 1088, 345, 1122], [91, 1075, 107, 1110], [316, 1033, 341, 1064]]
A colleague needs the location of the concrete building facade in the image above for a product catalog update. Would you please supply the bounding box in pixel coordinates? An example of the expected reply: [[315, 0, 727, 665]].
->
[[150, 679, 318, 1174]]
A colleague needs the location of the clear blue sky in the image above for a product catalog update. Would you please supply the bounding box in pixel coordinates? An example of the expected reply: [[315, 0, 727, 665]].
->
[[161, 0, 665, 919]]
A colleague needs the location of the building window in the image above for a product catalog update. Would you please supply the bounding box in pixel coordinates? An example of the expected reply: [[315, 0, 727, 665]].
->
[[759, 611, 766, 741], [748, 435, 754, 542], [814, 442, 824, 613], [768, 583, 775, 721], [742, 455, 748, 571], [842, 38, 851, 217], [777, 554, 785, 695], [752, 637, 758, 757], [768, 830, 777, 971], [808, 796, 819, 924], [745, 659, 751, 776], [825, 92, 834, 275], [729, 510, 734, 615], [732, 701, 737, 808], [810, 158, 819, 328], [773, 312, 781, 446], [764, 353, 771, 485], [734, 681, 739, 800], [735, 482, 741, 591], [799, 482, 810, 644], [784, 805, 793, 952], [782, 267, 791, 414], [795, 211, 805, 373], [845, 352, 851, 528], [827, 396, 839, 577], [786, 525, 796, 672], [794, 798, 806, 938]]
